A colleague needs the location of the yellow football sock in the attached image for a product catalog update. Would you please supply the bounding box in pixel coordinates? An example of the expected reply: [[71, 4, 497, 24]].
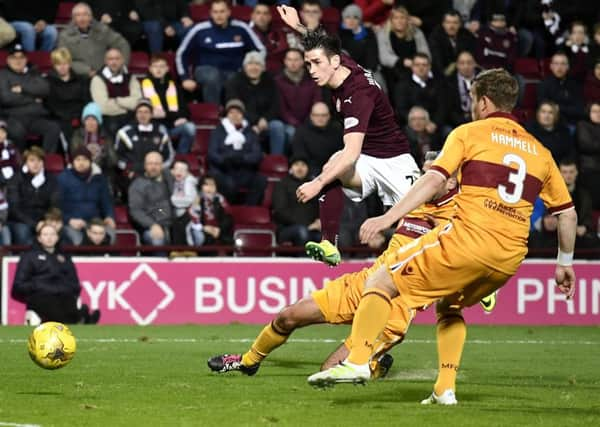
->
[[241, 321, 290, 366], [347, 288, 392, 365], [434, 313, 466, 396]]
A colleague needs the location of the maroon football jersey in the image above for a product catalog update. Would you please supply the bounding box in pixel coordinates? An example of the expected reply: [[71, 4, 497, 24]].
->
[[331, 57, 410, 158]]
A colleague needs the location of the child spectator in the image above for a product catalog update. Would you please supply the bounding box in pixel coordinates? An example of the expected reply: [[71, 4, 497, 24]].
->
[[71, 102, 117, 173], [45, 47, 90, 141], [80, 217, 112, 253], [187, 175, 233, 247], [141, 55, 196, 154], [170, 160, 198, 245]]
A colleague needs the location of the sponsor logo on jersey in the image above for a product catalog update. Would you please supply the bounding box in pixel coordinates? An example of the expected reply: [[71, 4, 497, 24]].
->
[[344, 117, 359, 129]]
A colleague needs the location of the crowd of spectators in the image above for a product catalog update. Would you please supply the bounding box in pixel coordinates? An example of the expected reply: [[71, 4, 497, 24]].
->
[[0, 0, 598, 256]]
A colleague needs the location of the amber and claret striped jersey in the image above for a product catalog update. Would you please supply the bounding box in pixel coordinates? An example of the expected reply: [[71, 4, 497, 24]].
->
[[430, 112, 574, 274]]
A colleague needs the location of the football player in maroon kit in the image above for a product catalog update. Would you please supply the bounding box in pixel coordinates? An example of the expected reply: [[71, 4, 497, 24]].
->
[[277, 5, 420, 266]]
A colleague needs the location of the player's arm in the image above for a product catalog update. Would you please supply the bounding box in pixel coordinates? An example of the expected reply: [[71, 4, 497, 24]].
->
[[360, 171, 446, 243], [296, 134, 362, 203], [555, 208, 577, 299], [277, 5, 308, 35]]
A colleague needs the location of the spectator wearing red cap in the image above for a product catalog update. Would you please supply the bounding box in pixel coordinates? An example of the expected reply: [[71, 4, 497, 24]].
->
[[57, 145, 115, 245]]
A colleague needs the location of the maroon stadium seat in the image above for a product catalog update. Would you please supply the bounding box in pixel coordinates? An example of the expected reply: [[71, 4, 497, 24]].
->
[[114, 229, 140, 256], [232, 5, 253, 22], [189, 102, 220, 126], [28, 51, 52, 74], [55, 2, 75, 26], [114, 205, 133, 229], [521, 82, 538, 109], [129, 51, 150, 76], [189, 4, 210, 22], [44, 153, 65, 174], [229, 205, 273, 230], [234, 229, 276, 256], [192, 129, 212, 155], [322, 7, 341, 34], [540, 57, 552, 78], [262, 180, 276, 209], [514, 58, 541, 80], [259, 154, 288, 181]]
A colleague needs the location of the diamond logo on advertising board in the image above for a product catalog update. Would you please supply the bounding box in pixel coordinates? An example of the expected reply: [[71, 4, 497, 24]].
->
[[120, 264, 174, 325]]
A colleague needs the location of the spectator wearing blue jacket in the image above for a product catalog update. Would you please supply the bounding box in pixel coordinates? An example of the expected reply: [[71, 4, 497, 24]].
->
[[208, 99, 266, 205], [175, 0, 265, 104], [57, 146, 115, 245]]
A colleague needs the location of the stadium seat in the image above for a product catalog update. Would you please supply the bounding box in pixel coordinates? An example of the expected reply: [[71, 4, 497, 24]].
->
[[0, 50, 7, 66], [540, 57, 552, 78], [514, 58, 541, 80], [512, 108, 534, 125], [262, 180, 276, 209], [55, 2, 75, 26], [114, 229, 140, 256], [232, 5, 253, 21], [229, 205, 273, 230], [161, 51, 177, 77], [192, 128, 212, 155], [189, 4, 210, 22], [521, 82, 538, 109], [129, 51, 150, 76], [44, 153, 65, 175], [174, 153, 203, 177], [188, 102, 220, 126], [28, 51, 52, 74], [322, 7, 341, 34], [234, 229, 276, 257], [259, 154, 288, 181], [114, 205, 133, 229]]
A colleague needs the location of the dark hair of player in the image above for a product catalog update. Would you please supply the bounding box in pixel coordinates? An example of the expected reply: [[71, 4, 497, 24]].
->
[[472, 68, 519, 112], [301, 30, 341, 58]]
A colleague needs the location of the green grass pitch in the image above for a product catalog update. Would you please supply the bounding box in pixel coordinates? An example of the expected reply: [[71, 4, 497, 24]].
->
[[1, 324, 599, 427]]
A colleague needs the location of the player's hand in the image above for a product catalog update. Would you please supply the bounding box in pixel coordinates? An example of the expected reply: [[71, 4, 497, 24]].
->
[[555, 265, 576, 300], [296, 179, 322, 203], [360, 215, 394, 244], [277, 5, 303, 33]]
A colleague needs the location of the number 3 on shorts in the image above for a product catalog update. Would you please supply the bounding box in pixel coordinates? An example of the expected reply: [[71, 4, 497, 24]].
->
[[497, 153, 526, 204]]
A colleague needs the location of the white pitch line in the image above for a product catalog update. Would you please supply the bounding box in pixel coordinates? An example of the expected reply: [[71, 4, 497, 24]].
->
[[0, 338, 598, 345], [0, 422, 42, 427]]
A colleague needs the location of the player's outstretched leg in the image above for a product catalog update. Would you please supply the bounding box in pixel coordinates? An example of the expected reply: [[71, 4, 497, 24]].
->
[[208, 297, 325, 375], [320, 342, 395, 380], [479, 290, 498, 312], [306, 182, 343, 266]]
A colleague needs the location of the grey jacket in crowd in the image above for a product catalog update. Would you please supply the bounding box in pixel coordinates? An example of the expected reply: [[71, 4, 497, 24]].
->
[[376, 26, 431, 69], [0, 67, 50, 117], [128, 171, 174, 229], [58, 20, 131, 76]]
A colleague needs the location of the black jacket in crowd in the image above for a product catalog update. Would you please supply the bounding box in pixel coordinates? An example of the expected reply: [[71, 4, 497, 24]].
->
[[115, 122, 175, 176], [393, 75, 446, 126], [7, 170, 58, 227], [443, 71, 476, 128], [224, 72, 280, 125], [134, 0, 190, 23], [45, 70, 90, 122], [525, 120, 575, 165], [0, 66, 51, 118], [576, 120, 600, 177], [537, 76, 585, 124], [339, 27, 380, 72], [3, 0, 58, 23], [11, 241, 80, 304], [291, 121, 343, 177], [427, 25, 476, 76], [272, 173, 319, 231]]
